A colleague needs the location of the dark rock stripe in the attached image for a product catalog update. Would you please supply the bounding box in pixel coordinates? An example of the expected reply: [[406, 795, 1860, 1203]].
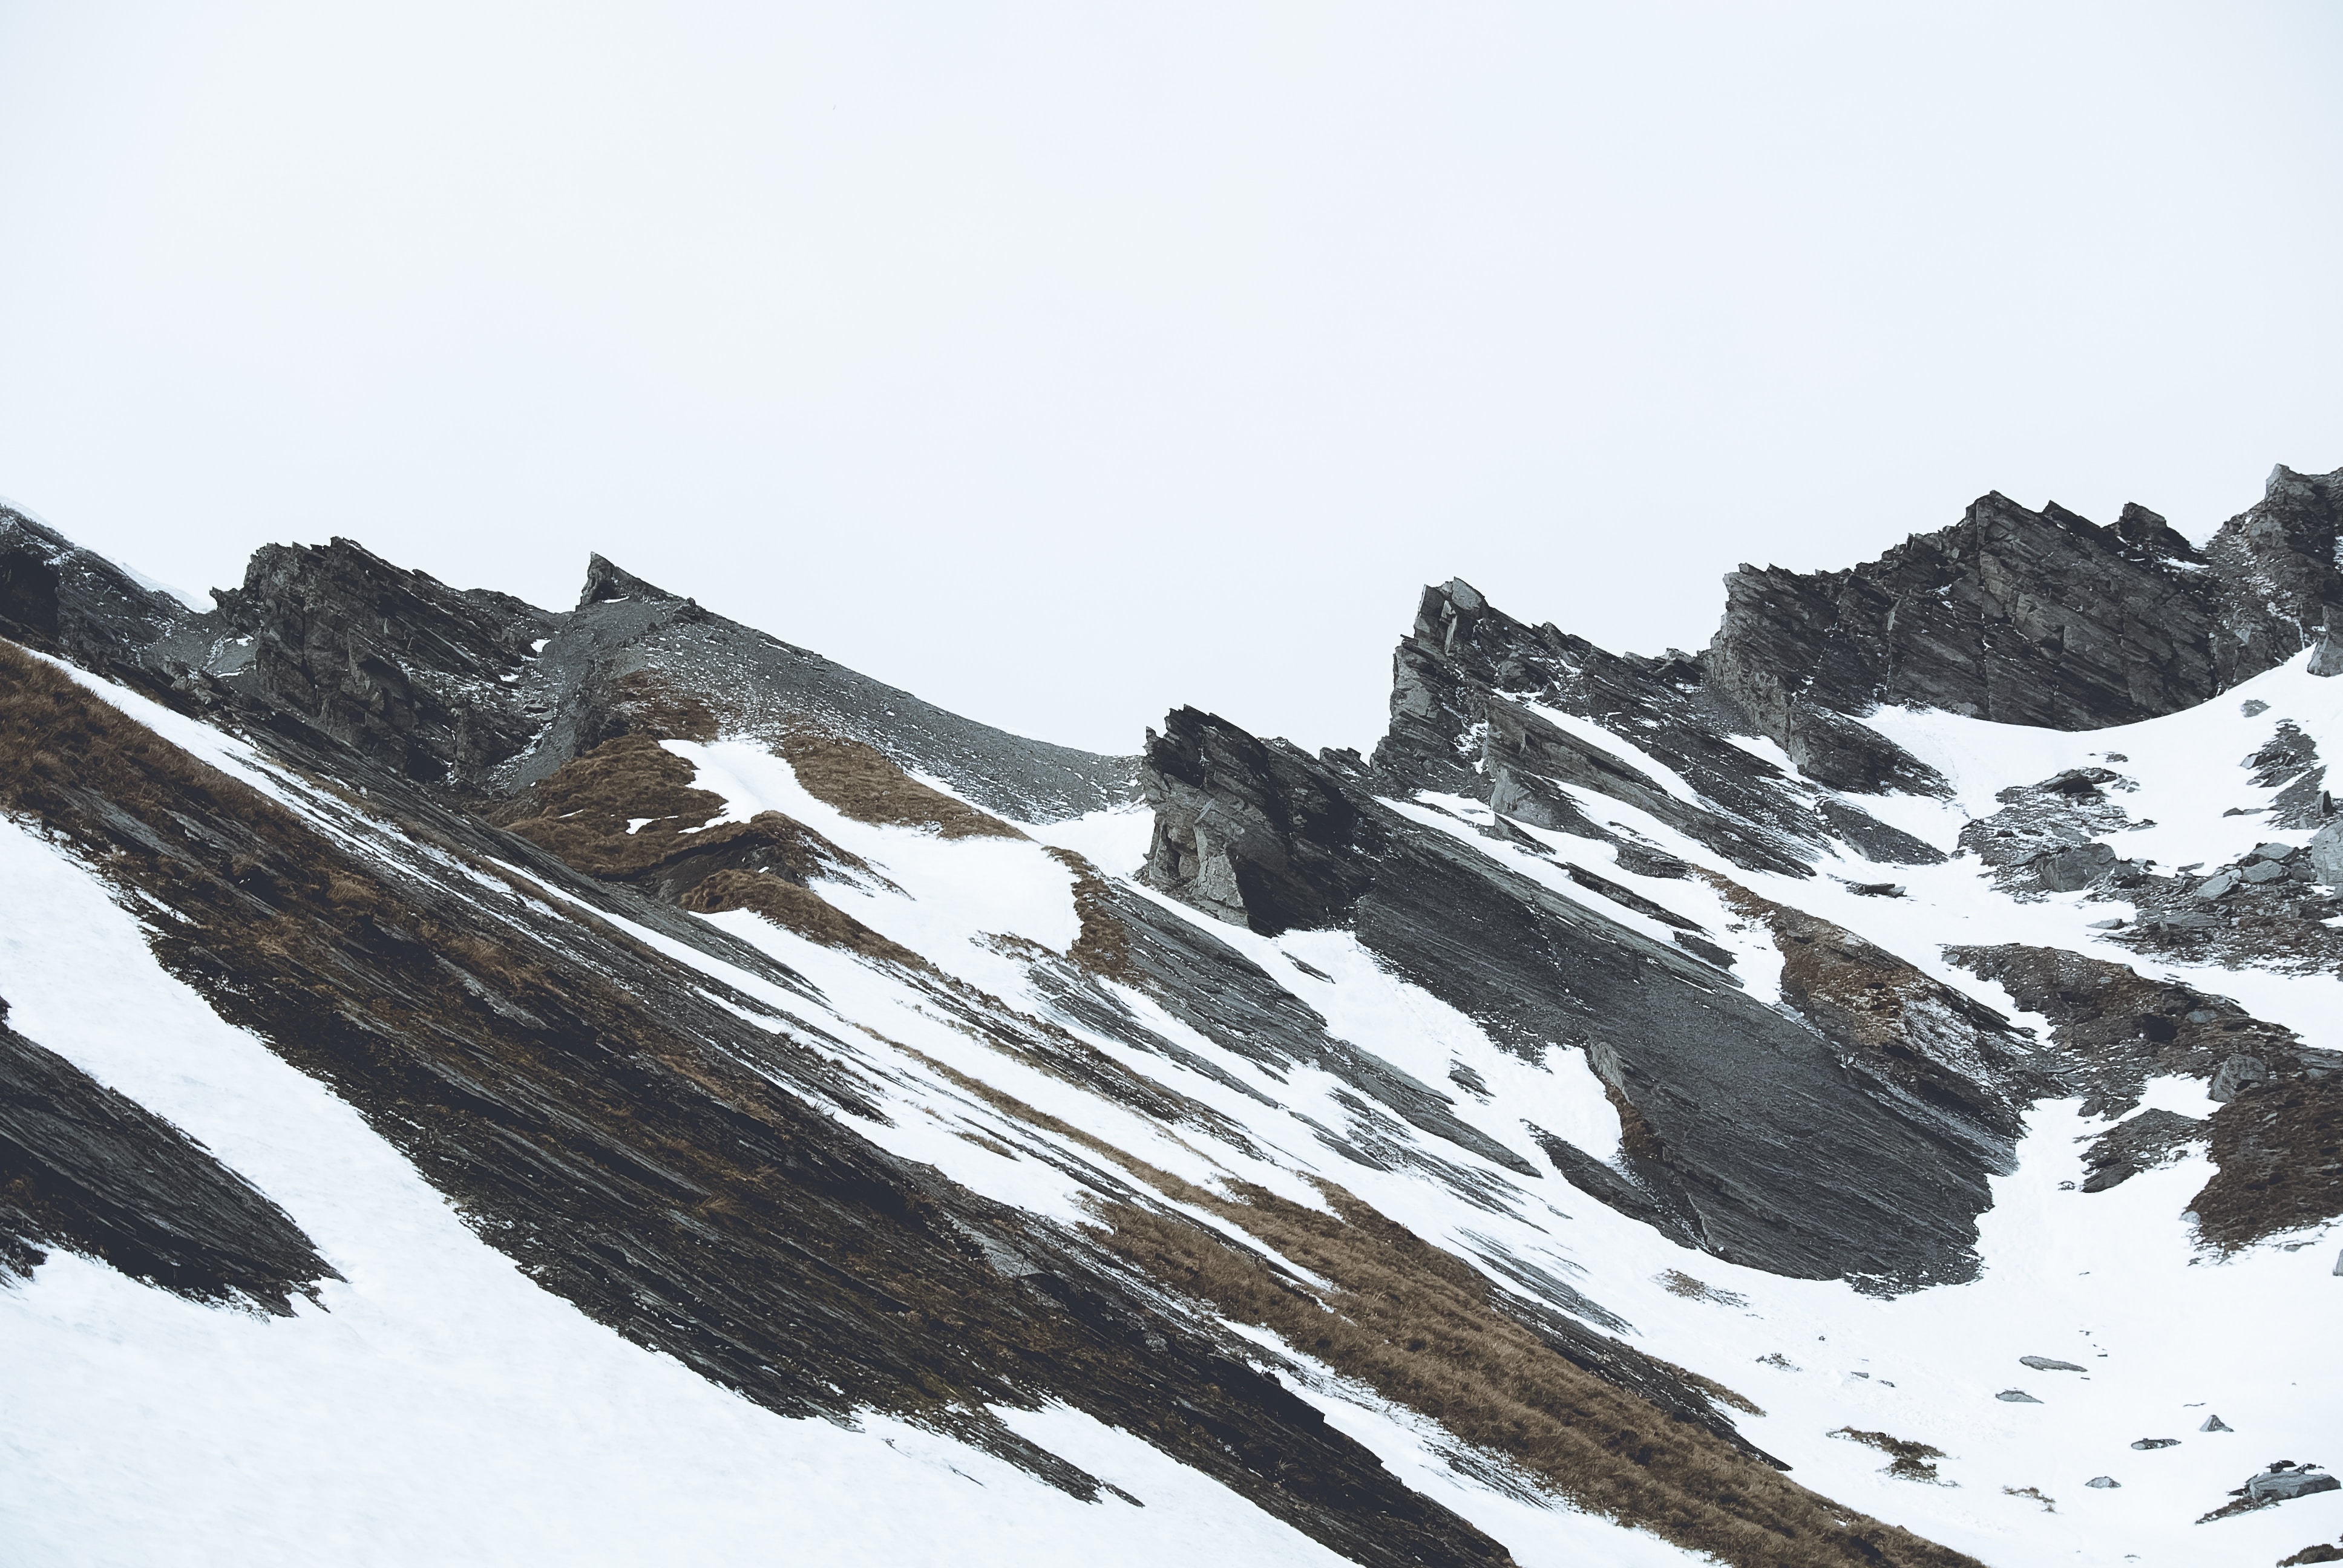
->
[[0, 1000, 338, 1313]]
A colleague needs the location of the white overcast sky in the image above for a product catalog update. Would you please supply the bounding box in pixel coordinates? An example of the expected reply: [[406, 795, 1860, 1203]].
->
[[2, 3, 2339, 756]]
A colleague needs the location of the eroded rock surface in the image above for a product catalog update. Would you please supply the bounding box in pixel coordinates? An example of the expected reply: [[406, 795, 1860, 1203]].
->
[[1369, 580, 1942, 875], [1146, 705, 2027, 1289], [0, 998, 337, 1312], [1707, 468, 2343, 789]]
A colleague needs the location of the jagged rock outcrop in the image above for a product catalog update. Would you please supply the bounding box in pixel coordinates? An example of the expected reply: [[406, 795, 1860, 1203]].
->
[[210, 537, 561, 786], [1369, 579, 1945, 877], [0, 639, 1510, 1568], [1146, 705, 2028, 1288], [1708, 467, 2343, 789], [0, 505, 208, 683], [0, 518, 1135, 820]]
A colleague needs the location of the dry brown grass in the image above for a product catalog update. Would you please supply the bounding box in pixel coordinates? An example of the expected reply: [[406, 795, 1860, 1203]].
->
[[1830, 1428, 1947, 1484], [608, 670, 719, 742], [1090, 1183, 1977, 1568], [1656, 1269, 1749, 1308], [1044, 846, 1139, 983], [1708, 876, 2032, 1132], [0, 640, 1524, 1568], [494, 733, 911, 963], [0, 644, 1977, 1566], [681, 869, 926, 967], [846, 1013, 1978, 1567], [493, 734, 738, 878], [775, 730, 1023, 840]]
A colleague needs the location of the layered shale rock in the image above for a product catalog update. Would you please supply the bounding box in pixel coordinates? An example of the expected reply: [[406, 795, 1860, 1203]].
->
[[0, 998, 336, 1312], [1370, 578, 1944, 877], [1706, 466, 2343, 790], [211, 537, 562, 785], [1145, 705, 2028, 1289]]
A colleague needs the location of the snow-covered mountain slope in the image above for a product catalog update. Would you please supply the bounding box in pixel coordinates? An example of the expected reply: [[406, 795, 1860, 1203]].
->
[[4, 469, 2341, 1568]]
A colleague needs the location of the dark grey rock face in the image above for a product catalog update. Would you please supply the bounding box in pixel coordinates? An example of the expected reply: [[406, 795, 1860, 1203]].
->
[[2211, 1053, 2273, 1103], [0, 506, 208, 682], [1707, 469, 2343, 788], [211, 537, 562, 785], [1104, 889, 1539, 1178], [1145, 705, 2026, 1289], [2313, 820, 2343, 887], [0, 517, 1134, 820], [499, 557, 1135, 822], [0, 1000, 338, 1312]]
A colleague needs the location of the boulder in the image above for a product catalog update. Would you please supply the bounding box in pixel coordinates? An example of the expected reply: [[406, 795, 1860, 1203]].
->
[[2312, 820, 2343, 887], [2210, 1054, 2273, 1103], [2243, 860, 2290, 884], [1997, 1389, 2043, 1403], [2253, 842, 2301, 863], [2312, 627, 2343, 678], [2198, 869, 2243, 900], [2037, 842, 2117, 892], [2203, 1414, 2234, 1432], [2250, 1468, 2341, 1503], [2130, 1438, 2180, 1450], [2085, 1475, 2120, 1489], [2019, 1356, 2087, 1372]]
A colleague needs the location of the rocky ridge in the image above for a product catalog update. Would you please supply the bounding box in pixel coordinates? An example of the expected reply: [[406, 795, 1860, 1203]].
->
[[7, 463, 2343, 1568]]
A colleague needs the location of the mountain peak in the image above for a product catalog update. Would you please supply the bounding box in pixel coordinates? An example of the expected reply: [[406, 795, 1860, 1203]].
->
[[578, 553, 680, 609]]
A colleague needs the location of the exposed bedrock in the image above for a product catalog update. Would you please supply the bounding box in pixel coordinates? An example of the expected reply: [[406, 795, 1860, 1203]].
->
[[211, 537, 562, 786], [1368, 578, 1944, 874], [0, 641, 1506, 1568], [1944, 944, 2343, 1247], [509, 556, 1136, 820], [0, 515, 1134, 820], [1707, 467, 2343, 789], [0, 505, 211, 684], [1145, 705, 2027, 1289], [0, 997, 338, 1312]]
